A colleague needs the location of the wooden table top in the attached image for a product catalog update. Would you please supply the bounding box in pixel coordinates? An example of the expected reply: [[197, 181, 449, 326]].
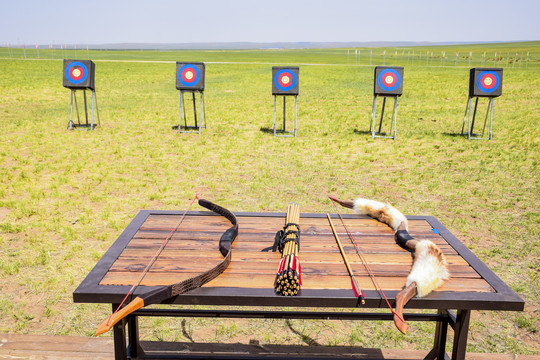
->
[[73, 210, 524, 311]]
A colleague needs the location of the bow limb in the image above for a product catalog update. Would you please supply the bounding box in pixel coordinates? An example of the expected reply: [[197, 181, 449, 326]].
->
[[198, 199, 238, 257], [95, 199, 238, 336], [393, 282, 417, 334], [95, 286, 172, 336], [327, 195, 354, 209]]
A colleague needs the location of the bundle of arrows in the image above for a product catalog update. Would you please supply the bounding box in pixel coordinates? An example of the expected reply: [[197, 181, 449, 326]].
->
[[274, 203, 302, 296]]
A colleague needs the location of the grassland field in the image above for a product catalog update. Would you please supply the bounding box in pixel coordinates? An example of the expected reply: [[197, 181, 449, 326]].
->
[[0, 41, 538, 355]]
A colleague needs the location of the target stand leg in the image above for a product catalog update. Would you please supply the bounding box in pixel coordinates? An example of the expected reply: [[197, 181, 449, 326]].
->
[[370, 95, 398, 140], [68, 90, 75, 130], [370, 96, 377, 135], [177, 90, 205, 134], [461, 97, 473, 136], [68, 89, 99, 131], [70, 90, 82, 129], [83, 90, 90, 127], [273, 95, 297, 137], [91, 90, 101, 130], [462, 96, 494, 140]]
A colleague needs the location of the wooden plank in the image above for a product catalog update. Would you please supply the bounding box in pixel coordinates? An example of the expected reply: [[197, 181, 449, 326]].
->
[[99, 271, 494, 293], [114, 248, 470, 266], [106, 257, 480, 279], [124, 230, 458, 255], [0, 333, 113, 359], [127, 232, 453, 245], [115, 245, 468, 266], [0, 334, 523, 360], [139, 214, 434, 233], [121, 239, 458, 255]]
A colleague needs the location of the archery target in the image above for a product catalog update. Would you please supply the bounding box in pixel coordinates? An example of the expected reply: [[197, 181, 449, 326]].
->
[[66, 62, 88, 84], [275, 69, 297, 92], [377, 69, 400, 92], [63, 59, 95, 90], [272, 67, 299, 95], [469, 68, 503, 97], [477, 71, 500, 93], [179, 65, 200, 87], [176, 62, 205, 91], [374, 66, 403, 96]]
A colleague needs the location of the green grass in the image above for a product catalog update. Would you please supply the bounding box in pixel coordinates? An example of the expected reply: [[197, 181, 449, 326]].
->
[[0, 42, 538, 355]]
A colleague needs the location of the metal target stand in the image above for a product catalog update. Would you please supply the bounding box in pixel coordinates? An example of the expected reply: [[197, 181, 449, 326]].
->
[[461, 96, 495, 140], [63, 59, 99, 131], [177, 90, 206, 134], [369, 66, 403, 140], [273, 95, 298, 137], [68, 89, 100, 131], [370, 95, 398, 140], [460, 68, 503, 140]]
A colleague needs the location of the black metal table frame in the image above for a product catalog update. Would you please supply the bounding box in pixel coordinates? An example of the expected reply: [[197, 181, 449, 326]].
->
[[73, 210, 524, 360], [113, 307, 466, 360]]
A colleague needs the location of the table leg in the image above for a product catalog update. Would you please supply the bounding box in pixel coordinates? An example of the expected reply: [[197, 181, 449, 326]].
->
[[112, 304, 127, 360], [435, 309, 449, 360], [127, 314, 140, 358], [424, 309, 449, 360], [451, 310, 471, 360]]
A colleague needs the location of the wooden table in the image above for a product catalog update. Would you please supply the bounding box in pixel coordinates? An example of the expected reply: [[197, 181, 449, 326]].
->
[[73, 210, 524, 360]]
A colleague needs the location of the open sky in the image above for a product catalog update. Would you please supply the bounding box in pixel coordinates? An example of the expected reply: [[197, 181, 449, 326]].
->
[[1, 0, 538, 45]]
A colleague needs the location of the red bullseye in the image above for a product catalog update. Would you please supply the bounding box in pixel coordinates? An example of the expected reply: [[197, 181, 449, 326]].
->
[[480, 74, 496, 89], [383, 73, 396, 87], [278, 74, 291, 87], [69, 66, 84, 80], [182, 69, 196, 83]]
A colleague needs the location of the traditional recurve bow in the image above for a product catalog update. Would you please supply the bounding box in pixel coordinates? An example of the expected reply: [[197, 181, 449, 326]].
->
[[329, 195, 449, 334], [95, 198, 238, 336]]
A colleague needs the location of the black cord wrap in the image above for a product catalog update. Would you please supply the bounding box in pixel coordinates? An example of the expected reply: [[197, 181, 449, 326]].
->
[[273, 222, 301, 253]]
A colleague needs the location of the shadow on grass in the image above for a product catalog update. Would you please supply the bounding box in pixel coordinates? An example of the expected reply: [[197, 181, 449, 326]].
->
[[353, 129, 372, 136], [443, 132, 467, 138], [260, 126, 296, 137], [285, 319, 320, 347], [259, 127, 274, 134]]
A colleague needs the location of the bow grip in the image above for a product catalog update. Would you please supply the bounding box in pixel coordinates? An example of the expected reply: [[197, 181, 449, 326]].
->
[[219, 226, 238, 257], [395, 230, 414, 250]]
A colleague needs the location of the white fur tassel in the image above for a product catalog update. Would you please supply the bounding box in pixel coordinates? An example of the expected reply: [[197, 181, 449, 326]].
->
[[353, 198, 408, 231], [406, 240, 450, 297]]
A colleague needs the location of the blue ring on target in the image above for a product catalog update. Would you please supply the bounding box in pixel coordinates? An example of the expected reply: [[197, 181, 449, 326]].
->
[[476, 71, 500, 93], [377, 69, 401, 92], [274, 69, 297, 92], [65, 61, 88, 85], [178, 64, 201, 87]]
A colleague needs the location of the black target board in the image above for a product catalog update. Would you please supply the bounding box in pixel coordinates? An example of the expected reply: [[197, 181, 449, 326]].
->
[[176, 62, 205, 91], [63, 59, 95, 90], [469, 68, 503, 97], [272, 67, 299, 95], [374, 66, 404, 96]]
